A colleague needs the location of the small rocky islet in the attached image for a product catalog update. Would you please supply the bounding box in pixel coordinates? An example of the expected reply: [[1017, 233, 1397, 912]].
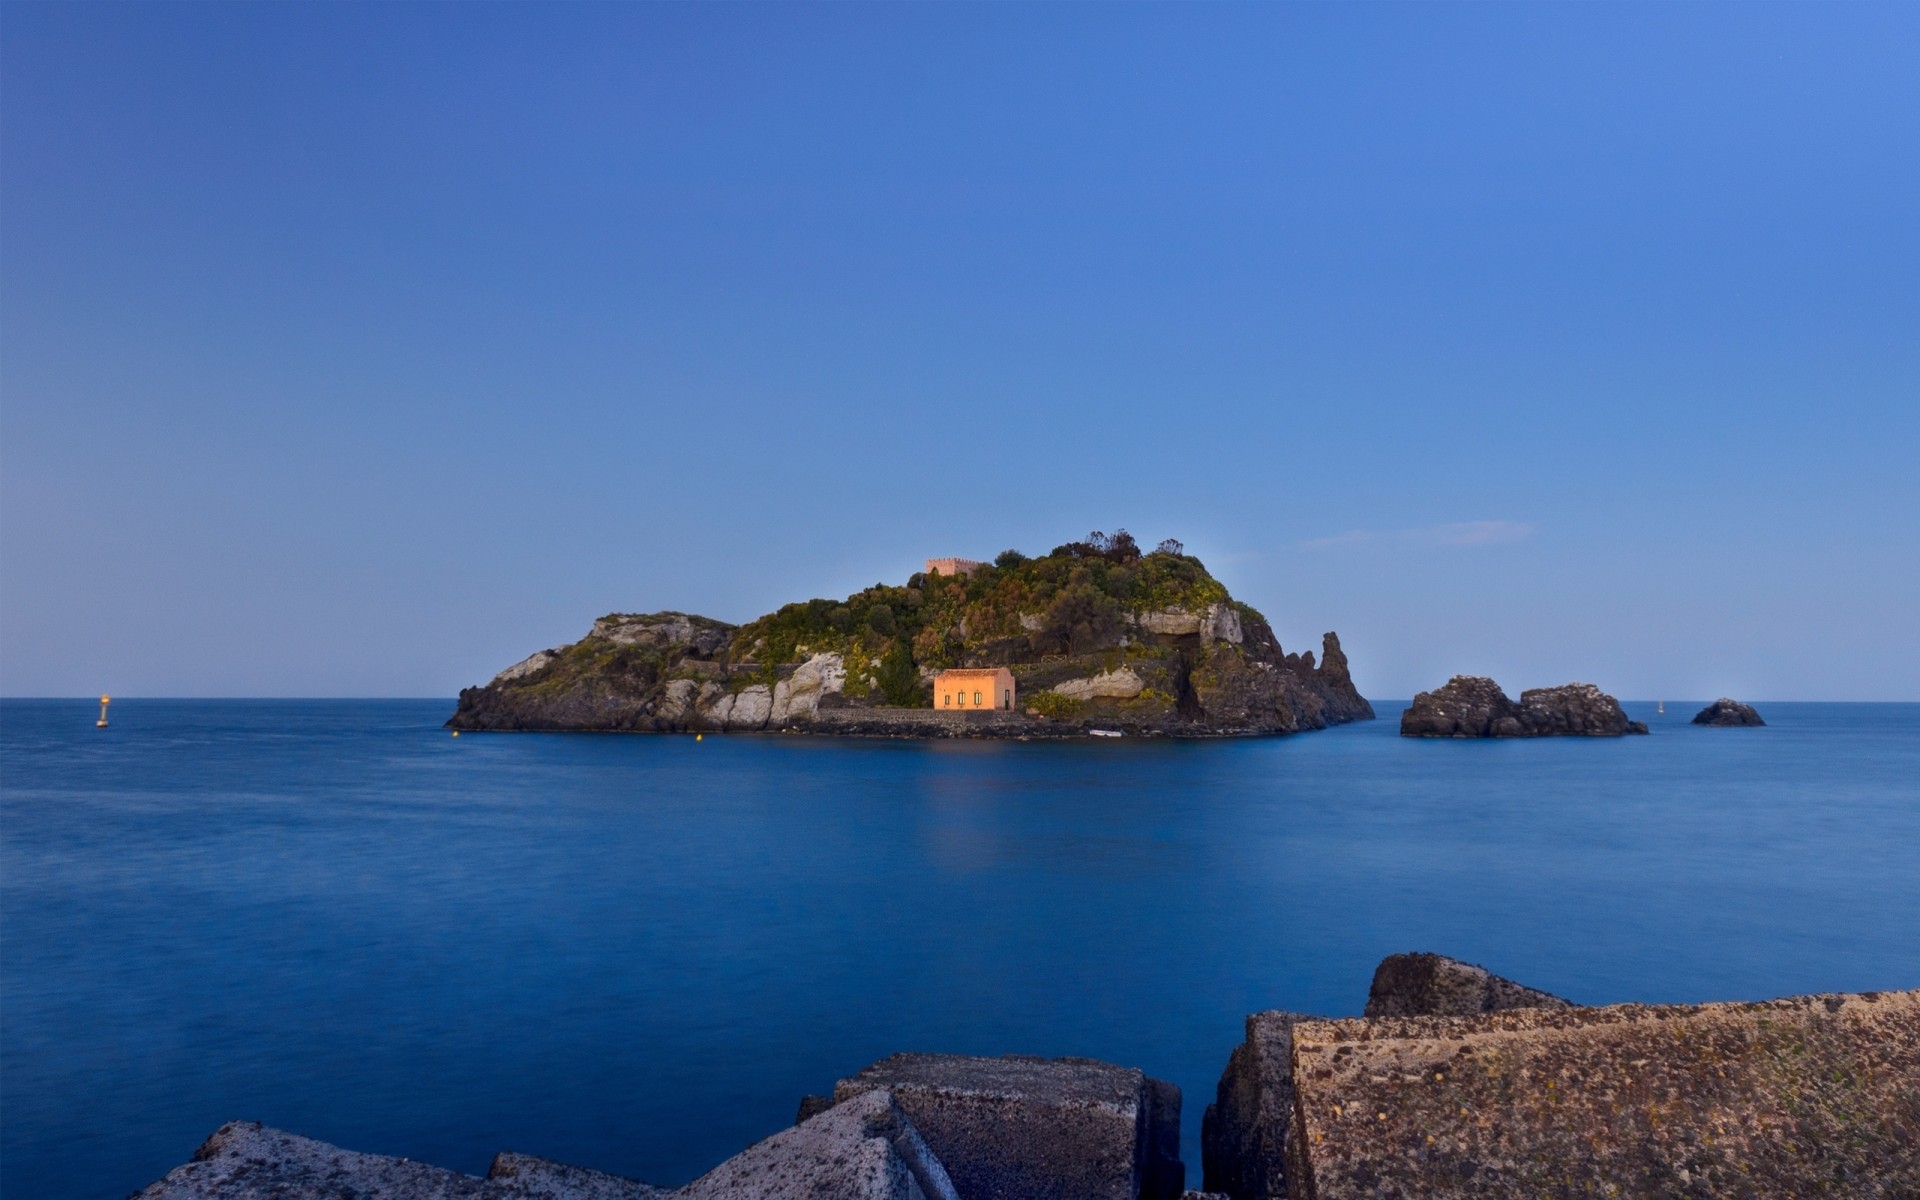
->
[[136, 954, 1920, 1199], [449, 532, 1373, 738], [1693, 697, 1766, 726], [1399, 674, 1648, 737]]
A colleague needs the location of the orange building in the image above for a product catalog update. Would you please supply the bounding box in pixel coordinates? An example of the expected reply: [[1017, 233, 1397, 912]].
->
[[924, 557, 985, 577], [934, 667, 1016, 712]]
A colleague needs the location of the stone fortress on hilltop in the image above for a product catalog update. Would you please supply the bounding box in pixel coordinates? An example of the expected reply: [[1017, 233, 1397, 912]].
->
[[448, 530, 1374, 738], [924, 556, 985, 578]]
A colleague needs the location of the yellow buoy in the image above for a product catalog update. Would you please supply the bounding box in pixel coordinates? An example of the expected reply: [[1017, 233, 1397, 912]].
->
[[452, 730, 460, 738], [696, 733, 703, 742], [96, 695, 110, 729]]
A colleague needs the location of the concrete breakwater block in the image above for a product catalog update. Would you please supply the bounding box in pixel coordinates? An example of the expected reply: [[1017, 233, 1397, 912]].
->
[[136, 1055, 1181, 1200], [1287, 990, 1920, 1199], [1203, 953, 1568, 1198], [134, 1122, 672, 1200], [486, 1151, 671, 1199], [829, 1053, 1185, 1200], [133, 1121, 492, 1200], [137, 1096, 942, 1200], [1362, 951, 1573, 1018], [1200, 1011, 1315, 1200], [681, 1088, 959, 1200]]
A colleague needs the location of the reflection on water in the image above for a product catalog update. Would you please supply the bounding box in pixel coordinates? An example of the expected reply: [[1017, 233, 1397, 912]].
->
[[3, 699, 1917, 1199]]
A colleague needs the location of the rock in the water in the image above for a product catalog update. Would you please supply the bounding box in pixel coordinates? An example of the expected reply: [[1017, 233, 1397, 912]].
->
[[680, 1088, 959, 1200], [1200, 1011, 1315, 1200], [1284, 990, 1920, 1199], [1397, 674, 1518, 737], [1517, 682, 1648, 735], [133, 1122, 488, 1199], [1363, 952, 1574, 1018], [486, 1151, 669, 1199], [830, 1053, 1184, 1200], [1400, 675, 1647, 737], [1692, 697, 1765, 726]]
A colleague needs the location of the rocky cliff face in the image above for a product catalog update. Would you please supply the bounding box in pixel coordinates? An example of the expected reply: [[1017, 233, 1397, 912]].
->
[[448, 537, 1372, 737], [1398, 675, 1646, 737]]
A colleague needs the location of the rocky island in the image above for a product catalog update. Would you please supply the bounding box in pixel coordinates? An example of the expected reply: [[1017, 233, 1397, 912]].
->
[[449, 532, 1373, 738], [1693, 697, 1766, 726], [1399, 675, 1647, 737]]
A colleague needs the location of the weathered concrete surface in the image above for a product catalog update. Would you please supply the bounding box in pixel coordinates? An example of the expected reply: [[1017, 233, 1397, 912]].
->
[[1201, 1011, 1315, 1200], [679, 1088, 959, 1200], [485, 1152, 668, 1199], [1286, 990, 1920, 1200], [133, 1121, 489, 1199], [832, 1053, 1183, 1200], [1363, 952, 1573, 1018]]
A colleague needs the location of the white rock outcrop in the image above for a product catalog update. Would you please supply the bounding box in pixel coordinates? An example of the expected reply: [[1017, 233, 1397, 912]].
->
[[491, 648, 562, 686], [1202, 601, 1243, 646], [1136, 609, 1204, 636], [1052, 668, 1146, 701], [771, 653, 847, 724], [590, 613, 731, 657], [726, 685, 773, 730], [657, 679, 700, 722], [1134, 603, 1243, 645]]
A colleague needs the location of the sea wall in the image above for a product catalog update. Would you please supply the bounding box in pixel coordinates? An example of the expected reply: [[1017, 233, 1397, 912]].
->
[[806, 708, 1048, 737], [135, 957, 1918, 1200]]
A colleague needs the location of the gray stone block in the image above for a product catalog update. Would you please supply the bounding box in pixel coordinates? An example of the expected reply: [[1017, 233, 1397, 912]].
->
[[679, 1087, 960, 1200], [484, 1151, 668, 1199], [833, 1052, 1183, 1200], [1288, 990, 1920, 1199], [132, 1121, 488, 1199], [1362, 952, 1572, 1018], [1199, 1011, 1313, 1200], [1141, 1076, 1183, 1200]]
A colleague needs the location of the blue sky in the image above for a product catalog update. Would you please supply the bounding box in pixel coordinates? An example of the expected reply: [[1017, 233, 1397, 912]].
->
[[3, 2, 1915, 699]]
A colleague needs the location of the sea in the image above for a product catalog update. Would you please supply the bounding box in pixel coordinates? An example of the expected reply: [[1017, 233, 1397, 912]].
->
[[3, 698, 1917, 1199]]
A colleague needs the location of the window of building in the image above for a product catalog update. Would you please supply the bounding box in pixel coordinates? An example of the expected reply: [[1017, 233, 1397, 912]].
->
[[973, 691, 982, 706], [1003, 690, 1011, 709], [944, 693, 951, 706]]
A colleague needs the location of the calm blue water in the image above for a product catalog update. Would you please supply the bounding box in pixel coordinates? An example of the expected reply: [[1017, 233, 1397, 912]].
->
[[3, 699, 1917, 1198]]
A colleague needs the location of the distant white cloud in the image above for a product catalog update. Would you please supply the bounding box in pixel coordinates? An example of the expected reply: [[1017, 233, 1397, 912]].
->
[[1301, 520, 1536, 550]]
